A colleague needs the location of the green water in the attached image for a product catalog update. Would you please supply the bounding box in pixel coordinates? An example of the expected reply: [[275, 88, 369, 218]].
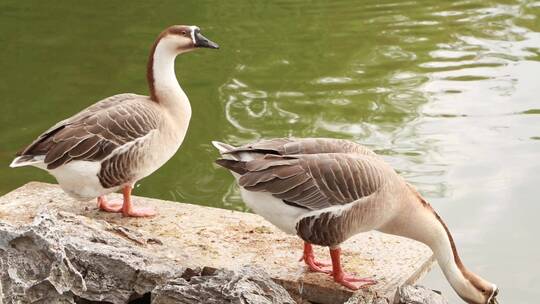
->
[[1, 0, 539, 302]]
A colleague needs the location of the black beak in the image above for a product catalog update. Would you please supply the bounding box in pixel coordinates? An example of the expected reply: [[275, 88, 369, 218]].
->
[[194, 30, 219, 49]]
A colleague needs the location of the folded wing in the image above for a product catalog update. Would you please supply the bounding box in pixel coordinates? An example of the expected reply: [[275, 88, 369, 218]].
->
[[217, 152, 393, 211], [15, 94, 161, 170]]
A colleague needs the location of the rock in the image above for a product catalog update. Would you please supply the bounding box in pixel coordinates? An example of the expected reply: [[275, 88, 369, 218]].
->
[[343, 293, 390, 304], [395, 285, 448, 304], [152, 266, 295, 304], [0, 214, 86, 304], [0, 183, 440, 304], [1, 182, 435, 304], [0, 210, 183, 304], [342, 285, 449, 304], [0, 210, 295, 304]]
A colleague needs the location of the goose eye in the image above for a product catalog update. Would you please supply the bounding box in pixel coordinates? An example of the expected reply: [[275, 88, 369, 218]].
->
[[181, 31, 187, 36]]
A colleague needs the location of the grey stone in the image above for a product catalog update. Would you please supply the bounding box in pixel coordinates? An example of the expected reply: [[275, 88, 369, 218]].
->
[[342, 284, 449, 304], [0, 213, 86, 304], [152, 266, 296, 304], [395, 285, 448, 304], [0, 210, 184, 303], [0, 210, 296, 304], [344, 293, 390, 304]]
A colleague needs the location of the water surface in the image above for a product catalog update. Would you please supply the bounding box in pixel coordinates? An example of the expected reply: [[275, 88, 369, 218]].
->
[[1, 1, 539, 302]]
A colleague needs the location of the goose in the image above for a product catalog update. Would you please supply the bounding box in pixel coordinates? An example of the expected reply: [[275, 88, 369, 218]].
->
[[10, 25, 219, 217], [213, 138, 499, 304]]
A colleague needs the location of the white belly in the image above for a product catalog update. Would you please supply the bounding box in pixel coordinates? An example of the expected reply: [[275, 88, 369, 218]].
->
[[239, 187, 308, 235], [227, 154, 309, 235], [46, 161, 118, 201]]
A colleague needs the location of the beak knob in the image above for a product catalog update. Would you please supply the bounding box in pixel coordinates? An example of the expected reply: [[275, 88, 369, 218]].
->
[[194, 30, 219, 49]]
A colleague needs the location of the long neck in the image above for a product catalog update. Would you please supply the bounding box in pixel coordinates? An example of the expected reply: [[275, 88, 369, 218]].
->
[[146, 38, 191, 119], [387, 190, 485, 303], [422, 208, 479, 302]]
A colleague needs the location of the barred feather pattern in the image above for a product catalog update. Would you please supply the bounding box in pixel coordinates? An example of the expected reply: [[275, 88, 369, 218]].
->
[[17, 93, 163, 188], [216, 138, 401, 246]]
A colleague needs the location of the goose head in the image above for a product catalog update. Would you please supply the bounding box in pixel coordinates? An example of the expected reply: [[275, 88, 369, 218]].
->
[[146, 25, 219, 102], [157, 25, 219, 55], [478, 282, 499, 304]]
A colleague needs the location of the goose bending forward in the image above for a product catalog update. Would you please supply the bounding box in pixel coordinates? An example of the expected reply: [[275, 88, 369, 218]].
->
[[213, 138, 498, 304], [10, 25, 219, 217]]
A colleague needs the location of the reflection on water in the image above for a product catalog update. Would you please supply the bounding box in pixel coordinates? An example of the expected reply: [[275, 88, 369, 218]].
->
[[0, 0, 539, 302]]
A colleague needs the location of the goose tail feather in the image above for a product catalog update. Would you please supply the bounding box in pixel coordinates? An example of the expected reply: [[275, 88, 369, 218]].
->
[[215, 158, 247, 175], [211, 141, 235, 154], [10, 155, 45, 168], [212, 140, 242, 161]]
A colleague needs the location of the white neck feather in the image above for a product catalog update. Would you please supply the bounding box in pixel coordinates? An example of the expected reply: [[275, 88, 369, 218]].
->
[[427, 223, 481, 303], [150, 37, 192, 120], [383, 197, 485, 304]]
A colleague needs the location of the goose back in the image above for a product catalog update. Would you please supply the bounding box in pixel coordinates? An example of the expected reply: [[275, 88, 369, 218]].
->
[[225, 137, 378, 157]]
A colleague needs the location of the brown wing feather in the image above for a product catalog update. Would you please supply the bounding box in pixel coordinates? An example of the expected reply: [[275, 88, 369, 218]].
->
[[218, 153, 393, 211], [17, 94, 160, 170]]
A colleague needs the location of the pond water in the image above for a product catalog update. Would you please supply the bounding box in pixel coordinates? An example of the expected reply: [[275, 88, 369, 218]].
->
[[1, 0, 539, 302]]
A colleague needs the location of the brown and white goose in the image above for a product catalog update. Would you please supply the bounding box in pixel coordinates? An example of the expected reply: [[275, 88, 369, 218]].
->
[[213, 138, 499, 304], [10, 25, 219, 217]]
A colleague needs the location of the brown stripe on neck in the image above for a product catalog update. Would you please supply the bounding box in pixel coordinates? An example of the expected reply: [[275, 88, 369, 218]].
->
[[408, 185, 466, 272], [426, 200, 466, 271], [409, 185, 487, 293], [146, 29, 170, 102], [146, 25, 195, 103], [146, 38, 159, 102]]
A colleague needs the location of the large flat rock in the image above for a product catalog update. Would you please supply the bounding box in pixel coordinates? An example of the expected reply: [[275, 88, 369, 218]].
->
[[0, 210, 295, 304], [0, 182, 434, 303]]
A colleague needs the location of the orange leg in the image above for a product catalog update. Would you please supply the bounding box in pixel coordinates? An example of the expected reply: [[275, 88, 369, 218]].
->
[[120, 185, 156, 217], [329, 247, 377, 290], [96, 185, 156, 217], [299, 242, 331, 274]]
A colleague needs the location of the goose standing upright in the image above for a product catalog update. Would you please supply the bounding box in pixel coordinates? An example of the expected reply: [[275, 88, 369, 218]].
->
[[213, 138, 499, 304], [10, 25, 219, 217]]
